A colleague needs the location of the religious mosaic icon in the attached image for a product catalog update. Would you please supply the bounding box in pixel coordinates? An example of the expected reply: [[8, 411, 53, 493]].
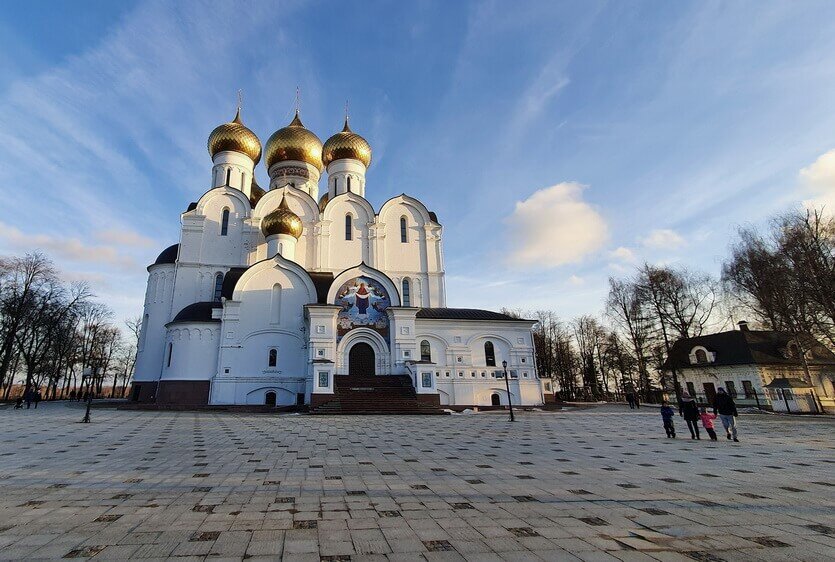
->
[[335, 276, 391, 344]]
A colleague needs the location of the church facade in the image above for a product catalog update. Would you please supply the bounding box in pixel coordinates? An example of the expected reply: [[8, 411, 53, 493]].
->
[[131, 107, 542, 411]]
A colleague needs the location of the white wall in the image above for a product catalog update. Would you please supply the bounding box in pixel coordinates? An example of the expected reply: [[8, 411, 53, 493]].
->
[[134, 263, 176, 383], [162, 322, 221, 381]]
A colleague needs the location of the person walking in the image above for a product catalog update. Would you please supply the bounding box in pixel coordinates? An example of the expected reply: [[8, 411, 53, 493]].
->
[[34, 389, 42, 409], [713, 387, 739, 442], [660, 401, 676, 438], [679, 392, 701, 439], [24, 388, 32, 409], [626, 391, 635, 410], [699, 407, 718, 441]]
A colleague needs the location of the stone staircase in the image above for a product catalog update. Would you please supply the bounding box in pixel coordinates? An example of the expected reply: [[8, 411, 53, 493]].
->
[[309, 374, 446, 415]]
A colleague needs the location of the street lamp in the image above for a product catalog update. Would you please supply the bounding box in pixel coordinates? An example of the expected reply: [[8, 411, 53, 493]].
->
[[502, 360, 515, 422], [81, 367, 99, 423]]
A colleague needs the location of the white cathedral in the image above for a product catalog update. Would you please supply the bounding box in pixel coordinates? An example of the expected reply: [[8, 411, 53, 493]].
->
[[131, 107, 543, 412]]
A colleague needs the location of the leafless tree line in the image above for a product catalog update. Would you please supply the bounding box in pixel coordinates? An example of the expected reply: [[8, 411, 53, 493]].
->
[[516, 208, 835, 403], [0, 252, 141, 401]]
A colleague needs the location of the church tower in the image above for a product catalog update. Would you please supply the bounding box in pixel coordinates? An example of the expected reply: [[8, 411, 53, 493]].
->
[[207, 108, 262, 200], [323, 117, 372, 199], [264, 111, 324, 200]]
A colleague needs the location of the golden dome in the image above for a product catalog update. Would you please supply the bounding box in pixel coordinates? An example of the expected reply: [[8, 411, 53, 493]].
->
[[318, 192, 329, 212], [207, 109, 262, 164], [261, 196, 303, 239], [322, 118, 372, 168], [264, 111, 324, 172]]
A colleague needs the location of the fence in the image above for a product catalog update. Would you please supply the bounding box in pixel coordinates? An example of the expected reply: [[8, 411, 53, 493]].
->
[[677, 390, 825, 414]]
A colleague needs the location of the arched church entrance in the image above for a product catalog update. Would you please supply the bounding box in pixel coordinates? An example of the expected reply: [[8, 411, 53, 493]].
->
[[491, 393, 501, 406], [348, 342, 375, 377], [265, 391, 276, 406]]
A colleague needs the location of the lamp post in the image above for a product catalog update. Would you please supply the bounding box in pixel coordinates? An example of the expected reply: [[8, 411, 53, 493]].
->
[[81, 367, 99, 423], [502, 360, 515, 422]]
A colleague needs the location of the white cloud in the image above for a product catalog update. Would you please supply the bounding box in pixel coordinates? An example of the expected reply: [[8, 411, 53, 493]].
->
[[504, 182, 608, 268], [640, 229, 685, 249], [94, 229, 155, 248], [799, 148, 835, 211], [609, 246, 636, 262], [0, 222, 135, 268]]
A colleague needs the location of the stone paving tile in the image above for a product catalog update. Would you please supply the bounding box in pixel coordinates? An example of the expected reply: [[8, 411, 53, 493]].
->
[[0, 402, 832, 560]]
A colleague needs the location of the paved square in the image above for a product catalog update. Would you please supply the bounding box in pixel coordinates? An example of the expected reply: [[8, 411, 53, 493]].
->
[[0, 403, 833, 561]]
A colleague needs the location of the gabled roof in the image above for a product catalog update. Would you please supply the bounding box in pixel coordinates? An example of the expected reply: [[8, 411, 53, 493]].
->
[[220, 264, 332, 304], [664, 329, 835, 369], [170, 301, 222, 324], [416, 308, 528, 322]]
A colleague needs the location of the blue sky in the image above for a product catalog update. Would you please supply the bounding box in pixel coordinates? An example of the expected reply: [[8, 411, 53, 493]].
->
[[2, 0, 835, 324]]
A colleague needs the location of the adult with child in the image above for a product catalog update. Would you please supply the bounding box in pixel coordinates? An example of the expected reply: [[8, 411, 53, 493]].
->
[[713, 387, 739, 442], [679, 392, 701, 439]]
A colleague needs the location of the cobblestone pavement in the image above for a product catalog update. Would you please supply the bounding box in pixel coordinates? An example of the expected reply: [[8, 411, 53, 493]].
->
[[0, 403, 833, 561]]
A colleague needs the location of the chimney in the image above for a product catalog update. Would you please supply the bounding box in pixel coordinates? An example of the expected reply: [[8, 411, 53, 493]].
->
[[737, 320, 749, 331]]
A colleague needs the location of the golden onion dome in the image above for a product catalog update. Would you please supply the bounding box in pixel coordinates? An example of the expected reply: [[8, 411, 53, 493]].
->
[[261, 196, 303, 239], [207, 109, 262, 164], [264, 111, 324, 172], [322, 118, 372, 168], [318, 192, 329, 212]]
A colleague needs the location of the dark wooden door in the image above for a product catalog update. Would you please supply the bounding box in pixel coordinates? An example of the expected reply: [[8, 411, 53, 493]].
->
[[348, 343, 375, 376]]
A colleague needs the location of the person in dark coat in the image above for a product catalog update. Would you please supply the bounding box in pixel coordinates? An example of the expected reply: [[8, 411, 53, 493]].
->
[[679, 392, 701, 439], [34, 389, 41, 408], [24, 389, 32, 409], [660, 401, 676, 438], [713, 387, 739, 442]]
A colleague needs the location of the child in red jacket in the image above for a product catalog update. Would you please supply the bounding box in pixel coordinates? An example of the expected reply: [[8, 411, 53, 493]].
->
[[699, 407, 718, 441]]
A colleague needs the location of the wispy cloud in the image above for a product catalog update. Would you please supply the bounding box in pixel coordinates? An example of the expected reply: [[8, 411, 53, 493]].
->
[[640, 229, 685, 250], [0, 222, 136, 268]]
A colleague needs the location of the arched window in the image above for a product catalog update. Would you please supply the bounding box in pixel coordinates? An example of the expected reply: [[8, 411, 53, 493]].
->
[[221, 208, 230, 236], [347, 176, 352, 192], [167, 343, 173, 368], [139, 314, 148, 351], [400, 216, 408, 243], [402, 278, 411, 306], [345, 214, 352, 240], [420, 340, 431, 362], [695, 349, 707, 363], [268, 348, 277, 367], [485, 341, 496, 367], [270, 283, 281, 324], [491, 393, 501, 406], [213, 272, 224, 302], [225, 168, 231, 185], [265, 391, 276, 406]]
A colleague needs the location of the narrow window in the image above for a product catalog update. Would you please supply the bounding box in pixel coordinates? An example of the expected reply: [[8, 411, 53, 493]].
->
[[420, 340, 431, 362], [225, 168, 231, 185], [167, 343, 173, 367], [402, 278, 410, 306], [268, 348, 277, 367], [485, 341, 496, 367], [270, 283, 281, 324], [400, 216, 408, 243], [213, 272, 224, 302], [695, 349, 707, 363], [347, 176, 352, 192], [221, 208, 229, 236], [278, 242, 283, 256], [345, 214, 352, 240]]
